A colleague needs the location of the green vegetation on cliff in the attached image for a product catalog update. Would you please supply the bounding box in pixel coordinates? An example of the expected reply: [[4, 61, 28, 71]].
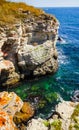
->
[[0, 0, 43, 25]]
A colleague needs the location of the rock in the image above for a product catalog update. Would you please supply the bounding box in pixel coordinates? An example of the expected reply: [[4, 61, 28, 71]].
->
[[0, 7, 59, 87], [56, 101, 75, 119], [55, 101, 79, 130], [3, 97, 77, 130], [0, 109, 18, 130], [33, 57, 58, 76], [0, 60, 20, 86], [0, 91, 23, 115], [57, 36, 65, 43], [13, 102, 34, 124], [18, 123, 27, 130], [0, 91, 23, 130], [71, 90, 79, 102], [27, 118, 48, 130]]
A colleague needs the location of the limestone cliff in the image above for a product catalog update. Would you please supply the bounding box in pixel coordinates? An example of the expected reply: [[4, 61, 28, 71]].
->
[[0, 1, 59, 87]]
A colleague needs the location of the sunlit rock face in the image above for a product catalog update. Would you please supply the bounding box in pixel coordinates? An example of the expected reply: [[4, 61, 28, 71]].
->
[[0, 91, 35, 130], [0, 91, 23, 115], [0, 91, 23, 130], [0, 109, 17, 130], [0, 10, 59, 87]]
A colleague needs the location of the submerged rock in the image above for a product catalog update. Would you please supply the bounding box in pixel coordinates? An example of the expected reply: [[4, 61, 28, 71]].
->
[[57, 36, 65, 43]]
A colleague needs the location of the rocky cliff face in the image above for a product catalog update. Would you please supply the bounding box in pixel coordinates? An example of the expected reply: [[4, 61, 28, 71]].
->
[[0, 11, 59, 87]]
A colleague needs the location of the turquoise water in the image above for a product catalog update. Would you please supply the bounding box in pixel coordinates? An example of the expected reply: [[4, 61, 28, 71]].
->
[[9, 8, 79, 118]]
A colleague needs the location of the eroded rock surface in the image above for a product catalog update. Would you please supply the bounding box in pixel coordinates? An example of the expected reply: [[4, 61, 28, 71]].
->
[[0, 109, 18, 130], [0, 91, 35, 130], [0, 91, 23, 115], [0, 91, 23, 130], [0, 11, 59, 87]]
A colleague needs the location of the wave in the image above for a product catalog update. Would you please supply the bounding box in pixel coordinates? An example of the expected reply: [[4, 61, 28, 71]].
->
[[74, 72, 79, 75], [58, 50, 69, 65], [63, 26, 79, 30]]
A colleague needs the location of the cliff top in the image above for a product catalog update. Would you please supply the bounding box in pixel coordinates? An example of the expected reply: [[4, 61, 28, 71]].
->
[[0, 0, 44, 25]]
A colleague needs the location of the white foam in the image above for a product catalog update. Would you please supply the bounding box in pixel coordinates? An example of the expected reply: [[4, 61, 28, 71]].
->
[[57, 93, 64, 102], [58, 54, 69, 65], [74, 72, 79, 75]]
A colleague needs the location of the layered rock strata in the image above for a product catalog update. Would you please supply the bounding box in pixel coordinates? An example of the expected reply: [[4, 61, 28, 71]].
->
[[0, 11, 59, 86]]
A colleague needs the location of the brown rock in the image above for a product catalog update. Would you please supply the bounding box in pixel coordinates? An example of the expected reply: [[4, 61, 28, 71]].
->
[[14, 102, 34, 124], [0, 60, 20, 87]]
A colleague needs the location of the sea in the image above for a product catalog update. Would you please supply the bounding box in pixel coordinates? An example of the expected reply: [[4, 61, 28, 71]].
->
[[9, 7, 79, 118]]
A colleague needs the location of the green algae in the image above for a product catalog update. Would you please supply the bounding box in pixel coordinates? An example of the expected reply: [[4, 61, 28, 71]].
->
[[71, 104, 79, 119], [38, 100, 47, 109], [8, 72, 72, 118], [45, 92, 58, 103], [50, 119, 62, 130], [43, 119, 62, 130], [69, 104, 79, 130], [43, 120, 50, 127]]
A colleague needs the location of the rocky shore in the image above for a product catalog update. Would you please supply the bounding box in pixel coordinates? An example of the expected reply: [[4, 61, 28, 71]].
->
[[0, 1, 59, 87], [0, 91, 79, 130]]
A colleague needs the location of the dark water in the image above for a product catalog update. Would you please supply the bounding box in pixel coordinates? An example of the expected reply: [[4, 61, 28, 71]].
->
[[9, 7, 79, 118]]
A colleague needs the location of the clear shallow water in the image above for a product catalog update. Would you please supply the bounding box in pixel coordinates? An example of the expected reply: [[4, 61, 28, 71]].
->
[[9, 7, 79, 118]]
